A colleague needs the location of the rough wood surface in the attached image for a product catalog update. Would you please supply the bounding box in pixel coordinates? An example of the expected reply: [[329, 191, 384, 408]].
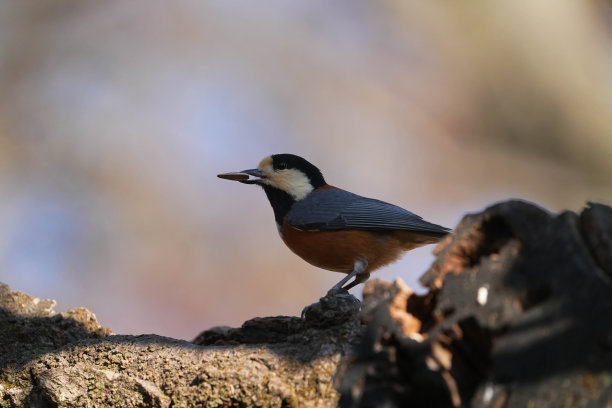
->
[[339, 201, 612, 407], [1, 200, 611, 407], [0, 285, 361, 407]]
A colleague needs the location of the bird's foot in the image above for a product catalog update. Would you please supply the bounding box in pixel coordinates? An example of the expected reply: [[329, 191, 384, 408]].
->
[[300, 290, 361, 321], [300, 303, 315, 320], [326, 288, 360, 303]]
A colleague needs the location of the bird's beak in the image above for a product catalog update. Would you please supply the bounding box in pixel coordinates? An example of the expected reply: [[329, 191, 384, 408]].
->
[[217, 169, 266, 184]]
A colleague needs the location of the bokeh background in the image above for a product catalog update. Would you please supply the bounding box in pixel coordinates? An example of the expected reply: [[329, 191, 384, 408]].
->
[[1, 1, 611, 340]]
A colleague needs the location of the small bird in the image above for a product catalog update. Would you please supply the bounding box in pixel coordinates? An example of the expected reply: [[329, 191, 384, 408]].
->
[[218, 154, 450, 294]]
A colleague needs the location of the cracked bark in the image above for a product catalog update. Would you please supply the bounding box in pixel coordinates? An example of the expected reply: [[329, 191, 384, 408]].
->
[[339, 201, 612, 408]]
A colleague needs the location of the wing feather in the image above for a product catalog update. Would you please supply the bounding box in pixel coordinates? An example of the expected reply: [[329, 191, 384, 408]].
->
[[286, 189, 450, 235]]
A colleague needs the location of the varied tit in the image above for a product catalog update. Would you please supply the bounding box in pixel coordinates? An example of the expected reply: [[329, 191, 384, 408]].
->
[[218, 154, 450, 294]]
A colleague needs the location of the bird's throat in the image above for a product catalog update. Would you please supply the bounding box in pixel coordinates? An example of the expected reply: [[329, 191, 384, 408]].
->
[[262, 185, 296, 228]]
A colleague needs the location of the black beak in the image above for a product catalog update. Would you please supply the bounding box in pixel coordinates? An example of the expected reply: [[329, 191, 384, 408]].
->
[[217, 169, 266, 184]]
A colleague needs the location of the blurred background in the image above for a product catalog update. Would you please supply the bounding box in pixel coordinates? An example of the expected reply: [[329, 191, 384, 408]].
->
[[0, 1, 611, 340]]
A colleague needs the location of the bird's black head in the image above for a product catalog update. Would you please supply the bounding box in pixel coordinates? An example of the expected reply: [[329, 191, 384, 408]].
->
[[229, 154, 325, 198], [259, 154, 326, 226], [268, 154, 326, 191], [217, 154, 327, 227]]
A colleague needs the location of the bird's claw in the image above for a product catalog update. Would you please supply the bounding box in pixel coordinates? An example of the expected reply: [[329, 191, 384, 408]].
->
[[301, 290, 361, 320], [300, 303, 314, 320]]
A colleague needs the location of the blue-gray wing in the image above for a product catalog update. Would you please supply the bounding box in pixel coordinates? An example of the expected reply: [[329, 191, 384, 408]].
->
[[286, 189, 450, 235]]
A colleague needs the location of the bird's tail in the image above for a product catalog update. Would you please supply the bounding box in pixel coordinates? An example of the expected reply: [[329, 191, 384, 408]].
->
[[395, 229, 450, 250]]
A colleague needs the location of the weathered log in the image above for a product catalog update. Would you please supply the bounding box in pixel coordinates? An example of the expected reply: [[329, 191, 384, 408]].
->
[[0, 285, 360, 407], [339, 201, 612, 408]]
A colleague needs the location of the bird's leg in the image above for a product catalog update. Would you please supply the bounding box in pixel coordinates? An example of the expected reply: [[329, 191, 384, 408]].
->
[[301, 259, 367, 319], [340, 271, 370, 292], [328, 258, 368, 294]]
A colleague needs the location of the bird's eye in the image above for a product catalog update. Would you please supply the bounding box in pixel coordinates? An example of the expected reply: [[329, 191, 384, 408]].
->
[[277, 162, 288, 170]]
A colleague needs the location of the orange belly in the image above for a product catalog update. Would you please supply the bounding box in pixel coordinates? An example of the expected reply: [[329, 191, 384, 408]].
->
[[280, 220, 437, 274]]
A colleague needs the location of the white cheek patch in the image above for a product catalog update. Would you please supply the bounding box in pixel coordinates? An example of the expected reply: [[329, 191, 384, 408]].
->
[[256, 156, 314, 200], [273, 169, 313, 200]]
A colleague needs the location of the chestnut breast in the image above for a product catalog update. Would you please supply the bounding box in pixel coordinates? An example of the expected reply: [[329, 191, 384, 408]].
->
[[280, 219, 406, 273]]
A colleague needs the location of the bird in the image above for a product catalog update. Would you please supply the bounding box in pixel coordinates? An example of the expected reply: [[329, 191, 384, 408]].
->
[[218, 153, 450, 295]]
